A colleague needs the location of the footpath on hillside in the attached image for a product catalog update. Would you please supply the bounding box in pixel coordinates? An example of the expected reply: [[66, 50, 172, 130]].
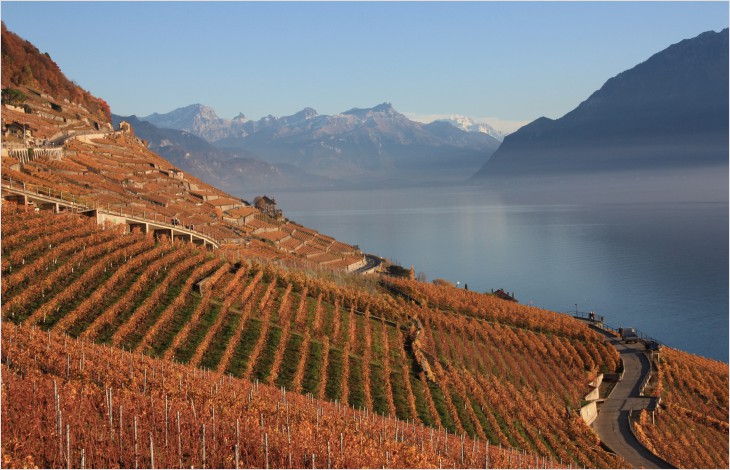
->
[[589, 327, 674, 469]]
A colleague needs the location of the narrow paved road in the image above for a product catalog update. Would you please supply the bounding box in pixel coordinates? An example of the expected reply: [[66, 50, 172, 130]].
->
[[591, 329, 674, 468], [355, 254, 382, 274]]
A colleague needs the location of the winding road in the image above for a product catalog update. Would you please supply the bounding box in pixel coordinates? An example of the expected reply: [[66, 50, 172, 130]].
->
[[355, 253, 383, 274], [591, 328, 674, 468]]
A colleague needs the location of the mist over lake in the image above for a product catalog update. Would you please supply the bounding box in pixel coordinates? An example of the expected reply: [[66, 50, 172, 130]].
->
[[272, 172, 728, 362]]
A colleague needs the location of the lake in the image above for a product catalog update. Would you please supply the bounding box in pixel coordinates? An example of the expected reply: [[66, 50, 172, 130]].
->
[[272, 184, 728, 362]]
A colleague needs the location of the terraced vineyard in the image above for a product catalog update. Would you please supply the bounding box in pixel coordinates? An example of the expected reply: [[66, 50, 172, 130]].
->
[[2, 203, 629, 468], [3, 22, 727, 469], [632, 348, 729, 468], [4, 321, 566, 469], [3, 127, 365, 270]]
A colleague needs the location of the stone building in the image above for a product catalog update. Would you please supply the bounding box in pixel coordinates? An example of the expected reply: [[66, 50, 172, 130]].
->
[[118, 121, 133, 135], [253, 195, 282, 219]]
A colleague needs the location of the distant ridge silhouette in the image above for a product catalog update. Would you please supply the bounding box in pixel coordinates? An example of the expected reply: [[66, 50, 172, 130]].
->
[[472, 29, 729, 180]]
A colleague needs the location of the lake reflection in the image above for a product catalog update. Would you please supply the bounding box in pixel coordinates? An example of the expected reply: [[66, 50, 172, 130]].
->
[[271, 185, 728, 362]]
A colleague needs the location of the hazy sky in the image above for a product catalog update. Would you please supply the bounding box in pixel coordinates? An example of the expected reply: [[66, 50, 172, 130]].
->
[[2, 1, 727, 133]]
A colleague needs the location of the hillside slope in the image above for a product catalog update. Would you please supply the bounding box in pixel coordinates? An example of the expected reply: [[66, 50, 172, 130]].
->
[[1, 22, 110, 127], [3, 320, 556, 469], [1, 25, 364, 271], [472, 29, 728, 180], [1, 204, 627, 468], [5, 205, 727, 468], [633, 347, 729, 468], [2, 22, 727, 470]]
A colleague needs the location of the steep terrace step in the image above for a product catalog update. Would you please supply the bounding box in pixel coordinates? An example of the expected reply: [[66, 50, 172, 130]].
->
[[1, 176, 220, 248]]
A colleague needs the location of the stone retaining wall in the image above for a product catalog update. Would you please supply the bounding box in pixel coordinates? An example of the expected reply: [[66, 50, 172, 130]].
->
[[580, 373, 604, 426], [580, 401, 598, 426], [4, 146, 64, 163]]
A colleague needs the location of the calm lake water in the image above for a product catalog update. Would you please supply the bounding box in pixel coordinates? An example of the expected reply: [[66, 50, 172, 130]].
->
[[272, 185, 728, 362]]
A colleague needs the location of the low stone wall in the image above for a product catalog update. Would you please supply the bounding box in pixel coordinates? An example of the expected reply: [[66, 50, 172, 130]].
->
[[4, 104, 25, 113], [32, 147, 64, 159], [584, 386, 600, 402], [96, 211, 129, 226], [580, 373, 603, 425], [195, 274, 215, 294], [580, 401, 598, 426], [589, 374, 604, 389], [345, 257, 367, 273], [4, 146, 64, 162], [73, 132, 108, 143]]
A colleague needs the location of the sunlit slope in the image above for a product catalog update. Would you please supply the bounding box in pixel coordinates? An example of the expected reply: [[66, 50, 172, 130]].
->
[[2, 25, 363, 271], [1, 22, 111, 126], [3, 128, 364, 269], [633, 347, 729, 468], [3, 321, 554, 469], [2, 204, 627, 468]]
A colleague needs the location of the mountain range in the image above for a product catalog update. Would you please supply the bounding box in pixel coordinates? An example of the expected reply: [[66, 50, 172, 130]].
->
[[111, 114, 335, 192], [126, 27, 726, 195], [472, 28, 729, 181], [141, 103, 501, 185]]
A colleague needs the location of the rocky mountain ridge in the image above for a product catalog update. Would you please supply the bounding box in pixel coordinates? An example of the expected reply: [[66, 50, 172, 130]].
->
[[142, 102, 501, 183]]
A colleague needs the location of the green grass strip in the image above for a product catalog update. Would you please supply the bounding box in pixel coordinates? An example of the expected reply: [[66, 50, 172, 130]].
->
[[268, 287, 286, 325], [428, 381, 457, 433], [347, 355, 365, 409], [369, 363, 389, 415], [468, 395, 498, 443], [370, 319, 385, 363], [319, 300, 335, 337], [334, 307, 350, 349], [274, 332, 305, 390], [199, 310, 242, 370], [172, 302, 222, 364], [122, 273, 190, 351], [389, 370, 412, 421], [252, 326, 282, 383], [226, 317, 262, 378], [325, 348, 344, 401], [301, 340, 324, 395], [353, 315, 366, 357], [411, 375, 436, 426], [305, 295, 318, 330], [492, 408, 519, 449], [148, 293, 202, 358], [448, 383, 477, 437]]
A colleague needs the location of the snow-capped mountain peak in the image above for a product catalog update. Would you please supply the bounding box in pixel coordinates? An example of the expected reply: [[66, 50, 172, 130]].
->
[[436, 115, 504, 142]]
